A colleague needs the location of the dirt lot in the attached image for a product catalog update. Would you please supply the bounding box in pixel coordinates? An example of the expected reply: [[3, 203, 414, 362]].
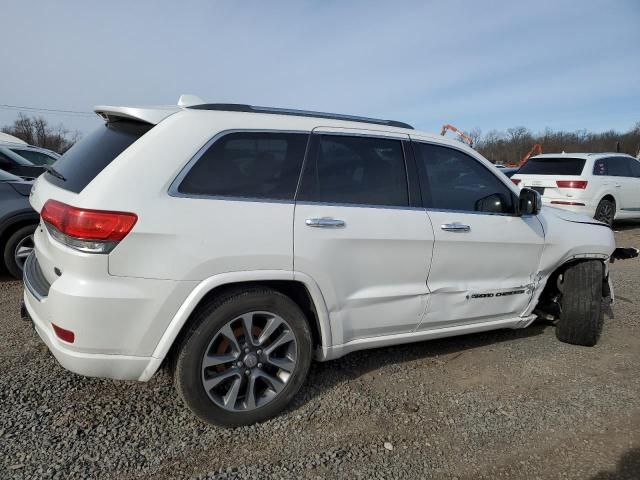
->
[[1, 225, 639, 479]]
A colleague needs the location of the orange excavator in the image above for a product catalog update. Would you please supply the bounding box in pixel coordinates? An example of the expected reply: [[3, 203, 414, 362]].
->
[[518, 143, 543, 167], [440, 124, 474, 147]]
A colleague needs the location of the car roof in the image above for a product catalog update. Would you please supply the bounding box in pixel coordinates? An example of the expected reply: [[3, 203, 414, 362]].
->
[[93, 99, 459, 149], [0, 143, 60, 156], [0, 132, 27, 145], [529, 152, 636, 161]]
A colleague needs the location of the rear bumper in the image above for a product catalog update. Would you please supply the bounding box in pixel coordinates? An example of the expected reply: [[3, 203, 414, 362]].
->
[[24, 290, 152, 380], [22, 249, 198, 381]]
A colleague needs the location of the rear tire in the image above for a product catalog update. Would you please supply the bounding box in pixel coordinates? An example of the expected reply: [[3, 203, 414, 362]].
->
[[594, 198, 615, 226], [556, 261, 604, 347], [3, 225, 36, 279], [174, 287, 312, 427]]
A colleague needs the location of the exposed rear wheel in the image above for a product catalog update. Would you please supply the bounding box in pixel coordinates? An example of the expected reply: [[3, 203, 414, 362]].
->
[[594, 198, 615, 226], [174, 287, 312, 427], [556, 261, 604, 347], [3, 225, 36, 279]]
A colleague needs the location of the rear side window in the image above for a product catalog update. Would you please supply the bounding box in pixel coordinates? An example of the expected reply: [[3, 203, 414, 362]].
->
[[297, 134, 409, 207], [593, 158, 608, 176], [518, 157, 586, 175], [178, 132, 308, 200], [46, 121, 152, 193], [413, 143, 516, 214]]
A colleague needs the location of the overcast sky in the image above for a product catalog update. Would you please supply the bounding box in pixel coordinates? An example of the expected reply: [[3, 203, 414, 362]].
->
[[1, 0, 639, 137]]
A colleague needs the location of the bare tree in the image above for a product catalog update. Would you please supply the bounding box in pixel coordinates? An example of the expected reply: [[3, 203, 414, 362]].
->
[[2, 114, 80, 153], [475, 123, 640, 166]]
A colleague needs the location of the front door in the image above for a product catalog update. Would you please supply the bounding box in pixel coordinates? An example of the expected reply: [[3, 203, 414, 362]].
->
[[411, 140, 545, 328], [294, 129, 434, 345]]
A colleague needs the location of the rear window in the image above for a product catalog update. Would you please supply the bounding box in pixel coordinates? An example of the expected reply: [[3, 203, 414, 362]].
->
[[518, 157, 586, 175], [45, 121, 152, 193]]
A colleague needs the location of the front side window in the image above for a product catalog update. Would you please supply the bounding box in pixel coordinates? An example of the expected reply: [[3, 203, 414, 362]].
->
[[297, 134, 409, 207], [178, 132, 308, 200], [627, 158, 640, 178], [606, 157, 632, 177], [414, 143, 515, 214]]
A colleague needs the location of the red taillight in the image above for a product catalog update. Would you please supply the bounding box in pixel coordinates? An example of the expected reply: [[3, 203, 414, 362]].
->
[[550, 201, 585, 206], [41, 200, 137, 242], [556, 180, 588, 189], [511, 178, 521, 185], [52, 323, 75, 343]]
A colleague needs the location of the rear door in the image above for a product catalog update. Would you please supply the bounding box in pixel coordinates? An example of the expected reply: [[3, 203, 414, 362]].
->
[[293, 129, 434, 345], [626, 157, 640, 212], [412, 141, 545, 328]]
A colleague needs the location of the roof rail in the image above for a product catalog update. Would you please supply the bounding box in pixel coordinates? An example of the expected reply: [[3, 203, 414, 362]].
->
[[187, 103, 414, 130]]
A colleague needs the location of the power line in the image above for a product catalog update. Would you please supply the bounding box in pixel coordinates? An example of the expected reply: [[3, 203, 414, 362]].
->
[[0, 103, 96, 117]]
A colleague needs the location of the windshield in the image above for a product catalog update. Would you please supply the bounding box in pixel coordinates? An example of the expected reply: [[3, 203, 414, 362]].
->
[[1, 149, 33, 166], [0, 169, 22, 182], [518, 157, 586, 175], [10, 148, 58, 166]]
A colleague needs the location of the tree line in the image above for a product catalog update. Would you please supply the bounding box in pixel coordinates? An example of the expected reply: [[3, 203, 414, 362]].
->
[[2, 113, 80, 154], [472, 122, 640, 166]]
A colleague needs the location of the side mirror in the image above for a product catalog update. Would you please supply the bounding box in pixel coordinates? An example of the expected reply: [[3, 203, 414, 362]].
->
[[519, 187, 541, 215], [475, 193, 508, 213]]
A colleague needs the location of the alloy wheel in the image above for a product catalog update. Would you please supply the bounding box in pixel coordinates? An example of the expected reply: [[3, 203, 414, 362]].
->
[[14, 234, 34, 273], [200, 311, 298, 412], [596, 202, 614, 226]]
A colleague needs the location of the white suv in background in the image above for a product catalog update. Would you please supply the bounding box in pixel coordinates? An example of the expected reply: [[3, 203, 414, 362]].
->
[[511, 153, 640, 225], [22, 97, 634, 427]]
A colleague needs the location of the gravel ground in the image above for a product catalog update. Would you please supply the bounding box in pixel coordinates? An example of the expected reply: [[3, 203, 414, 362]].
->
[[1, 224, 639, 479]]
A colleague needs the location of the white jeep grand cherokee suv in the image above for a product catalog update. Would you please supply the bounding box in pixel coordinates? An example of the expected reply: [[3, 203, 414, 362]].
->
[[511, 153, 640, 226], [22, 98, 634, 426]]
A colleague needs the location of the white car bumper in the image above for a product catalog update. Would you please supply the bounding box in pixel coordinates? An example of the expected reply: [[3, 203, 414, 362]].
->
[[24, 289, 153, 380], [22, 251, 197, 381]]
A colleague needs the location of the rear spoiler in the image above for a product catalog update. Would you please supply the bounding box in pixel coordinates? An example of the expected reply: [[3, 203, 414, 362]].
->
[[94, 105, 181, 125], [94, 94, 205, 125]]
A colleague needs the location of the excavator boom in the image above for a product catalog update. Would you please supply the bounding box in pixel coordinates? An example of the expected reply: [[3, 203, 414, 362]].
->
[[440, 124, 474, 147], [519, 143, 543, 167]]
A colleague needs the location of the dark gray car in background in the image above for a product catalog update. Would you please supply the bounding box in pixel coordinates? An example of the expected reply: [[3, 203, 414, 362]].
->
[[0, 169, 37, 278]]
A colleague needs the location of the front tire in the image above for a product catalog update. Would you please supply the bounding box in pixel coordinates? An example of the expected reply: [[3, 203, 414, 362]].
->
[[594, 198, 615, 226], [3, 225, 36, 279], [174, 287, 312, 427], [556, 261, 604, 346]]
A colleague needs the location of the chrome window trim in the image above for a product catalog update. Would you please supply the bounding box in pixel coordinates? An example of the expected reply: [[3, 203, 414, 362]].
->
[[311, 129, 410, 141], [168, 129, 310, 201], [425, 207, 521, 217], [295, 201, 424, 212]]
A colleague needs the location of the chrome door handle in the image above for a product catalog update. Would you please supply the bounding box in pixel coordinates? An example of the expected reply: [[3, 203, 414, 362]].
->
[[615, 183, 622, 188], [306, 217, 346, 228], [441, 223, 471, 232]]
